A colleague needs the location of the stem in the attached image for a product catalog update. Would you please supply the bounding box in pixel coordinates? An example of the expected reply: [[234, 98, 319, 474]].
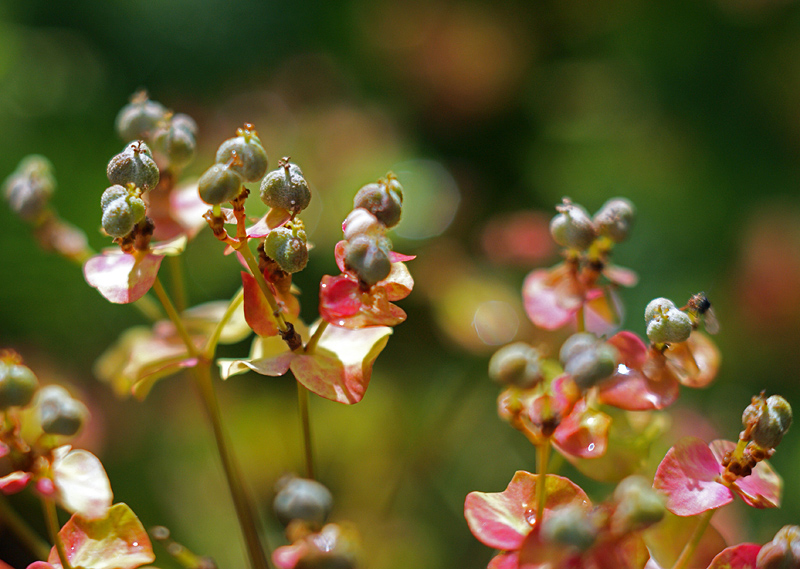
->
[[152, 277, 198, 358], [535, 442, 551, 525], [236, 244, 290, 336], [0, 494, 50, 560], [42, 497, 72, 569], [203, 288, 245, 359], [296, 382, 315, 480], [168, 255, 187, 312], [576, 304, 586, 333], [304, 321, 328, 355], [192, 364, 273, 569], [133, 295, 163, 321], [671, 509, 714, 569]]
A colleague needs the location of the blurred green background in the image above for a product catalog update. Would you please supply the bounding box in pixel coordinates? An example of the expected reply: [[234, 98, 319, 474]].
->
[[3, 0, 800, 567]]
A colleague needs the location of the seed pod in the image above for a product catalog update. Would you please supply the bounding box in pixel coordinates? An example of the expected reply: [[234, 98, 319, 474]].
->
[[563, 342, 618, 390], [611, 475, 665, 534], [644, 298, 676, 324], [757, 526, 800, 569], [107, 142, 160, 192], [646, 308, 692, 344], [101, 193, 146, 238], [749, 395, 793, 450], [115, 92, 168, 142], [342, 208, 384, 241], [353, 175, 403, 228], [264, 221, 309, 273], [170, 113, 198, 136], [0, 363, 39, 409], [260, 161, 311, 213], [343, 234, 392, 287], [273, 476, 334, 527], [36, 385, 89, 437], [153, 121, 196, 169], [542, 504, 598, 552], [559, 333, 598, 365], [593, 197, 635, 243], [3, 155, 56, 221], [550, 199, 596, 250], [488, 342, 543, 389], [197, 163, 243, 205], [215, 126, 268, 182]]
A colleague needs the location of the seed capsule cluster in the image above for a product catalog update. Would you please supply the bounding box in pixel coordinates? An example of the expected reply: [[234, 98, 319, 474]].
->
[[3, 155, 56, 222], [199, 125, 268, 205], [550, 197, 635, 251], [260, 160, 310, 214]]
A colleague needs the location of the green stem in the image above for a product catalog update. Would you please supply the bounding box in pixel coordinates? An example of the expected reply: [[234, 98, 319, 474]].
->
[[304, 321, 328, 355], [296, 382, 315, 480], [535, 442, 551, 525], [152, 277, 198, 358], [576, 305, 586, 333], [168, 256, 187, 312], [203, 288, 245, 359], [133, 295, 163, 321], [0, 494, 50, 560], [42, 497, 72, 569], [192, 364, 273, 569], [671, 509, 714, 569]]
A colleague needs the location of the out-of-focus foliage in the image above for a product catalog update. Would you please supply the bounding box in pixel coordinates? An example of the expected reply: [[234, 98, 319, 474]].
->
[[3, 1, 800, 568]]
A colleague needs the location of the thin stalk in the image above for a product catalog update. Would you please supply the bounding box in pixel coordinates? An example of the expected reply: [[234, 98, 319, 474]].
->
[[535, 442, 551, 525], [303, 321, 328, 355], [0, 494, 49, 560], [296, 383, 315, 480], [133, 295, 163, 321], [42, 498, 71, 569], [168, 256, 187, 312], [191, 364, 272, 569], [236, 244, 290, 337], [671, 509, 714, 569], [203, 288, 245, 359], [576, 305, 586, 333], [152, 277, 198, 358]]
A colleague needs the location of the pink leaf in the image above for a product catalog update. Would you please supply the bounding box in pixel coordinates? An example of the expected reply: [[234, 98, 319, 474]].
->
[[50, 503, 154, 569], [464, 471, 590, 551], [488, 552, 520, 569], [583, 287, 622, 335], [522, 268, 579, 330], [603, 264, 638, 287], [273, 543, 306, 569], [242, 272, 279, 337], [51, 446, 112, 519], [266, 207, 292, 229], [665, 332, 720, 389], [84, 252, 163, 304], [169, 180, 208, 238], [0, 471, 31, 494], [653, 437, 732, 516], [709, 440, 782, 509], [290, 324, 392, 404], [319, 275, 406, 329], [246, 213, 272, 238], [382, 261, 414, 302], [706, 544, 760, 569], [389, 251, 416, 263], [552, 401, 610, 459]]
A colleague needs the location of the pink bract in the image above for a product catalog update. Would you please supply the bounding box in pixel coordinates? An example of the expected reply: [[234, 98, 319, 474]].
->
[[241, 271, 300, 337], [706, 543, 760, 569], [653, 437, 782, 517]]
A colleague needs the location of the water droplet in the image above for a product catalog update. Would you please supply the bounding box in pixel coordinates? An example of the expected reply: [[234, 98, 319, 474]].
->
[[587, 443, 595, 452], [132, 542, 138, 547], [524, 507, 537, 525]]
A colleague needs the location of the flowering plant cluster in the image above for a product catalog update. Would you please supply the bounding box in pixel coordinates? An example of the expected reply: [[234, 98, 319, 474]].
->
[[1, 92, 415, 569], [466, 198, 797, 569]]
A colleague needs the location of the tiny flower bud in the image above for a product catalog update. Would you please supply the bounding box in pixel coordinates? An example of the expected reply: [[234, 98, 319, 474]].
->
[[542, 504, 598, 552], [260, 161, 311, 213], [115, 92, 168, 142], [756, 525, 800, 569], [593, 197, 635, 243], [197, 163, 243, 205], [343, 234, 392, 287], [153, 121, 196, 169], [215, 126, 269, 182], [353, 175, 403, 228], [264, 221, 309, 274], [646, 307, 692, 344], [107, 142, 160, 192], [550, 199, 596, 250], [747, 395, 793, 450], [611, 475, 665, 534], [36, 385, 89, 437], [0, 363, 39, 409], [3, 155, 56, 221], [488, 342, 543, 389], [273, 476, 334, 527], [342, 208, 384, 242]]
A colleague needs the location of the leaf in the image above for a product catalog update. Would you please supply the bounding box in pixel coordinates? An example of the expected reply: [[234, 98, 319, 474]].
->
[[464, 471, 591, 551], [709, 440, 782, 509], [218, 323, 310, 380], [266, 207, 292, 229], [50, 503, 154, 569], [552, 400, 610, 459], [319, 274, 406, 329], [0, 471, 31, 494], [644, 511, 727, 569], [51, 446, 112, 520], [653, 437, 732, 516], [84, 252, 164, 304], [665, 332, 720, 389], [149, 235, 187, 256], [290, 324, 392, 404], [131, 357, 198, 400], [242, 272, 280, 337], [181, 298, 251, 345], [706, 544, 760, 569], [522, 267, 581, 330]]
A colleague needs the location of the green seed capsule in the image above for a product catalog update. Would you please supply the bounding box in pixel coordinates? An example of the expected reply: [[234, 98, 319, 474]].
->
[[197, 163, 243, 205], [343, 208, 384, 241], [559, 333, 598, 365], [216, 127, 268, 182], [644, 298, 676, 324], [611, 475, 665, 533], [153, 122, 196, 169], [343, 234, 392, 287], [542, 505, 598, 551], [273, 476, 333, 527], [115, 92, 168, 142], [36, 385, 89, 437], [264, 222, 309, 273], [757, 526, 800, 569], [3, 155, 56, 221], [260, 162, 311, 213], [107, 142, 160, 192], [0, 363, 39, 409], [751, 395, 793, 450], [101, 198, 136, 238], [488, 342, 543, 389], [353, 175, 403, 228], [646, 308, 692, 344], [593, 197, 635, 243], [564, 343, 618, 390], [550, 199, 596, 250], [170, 113, 198, 136]]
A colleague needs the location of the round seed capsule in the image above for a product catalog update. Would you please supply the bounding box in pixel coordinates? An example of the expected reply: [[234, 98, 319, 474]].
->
[[488, 342, 543, 389], [353, 176, 403, 228], [264, 222, 309, 274], [343, 235, 392, 287], [36, 385, 89, 437], [646, 308, 692, 344], [0, 363, 39, 409], [153, 122, 196, 169], [273, 477, 333, 527], [260, 162, 311, 213], [107, 142, 160, 192], [115, 93, 168, 142], [550, 200, 596, 250], [593, 197, 635, 243], [215, 127, 268, 182], [197, 163, 243, 205]]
